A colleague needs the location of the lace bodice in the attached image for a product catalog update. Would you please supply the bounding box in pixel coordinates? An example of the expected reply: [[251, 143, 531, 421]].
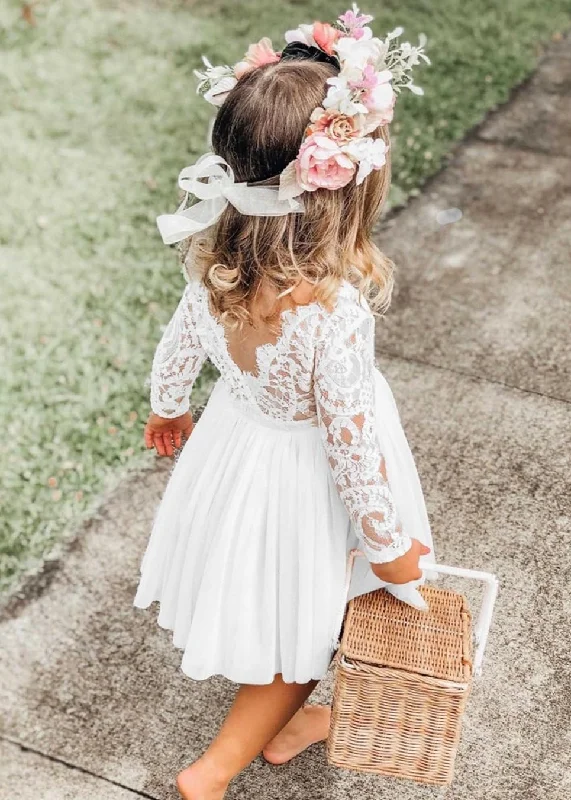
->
[[150, 277, 411, 564]]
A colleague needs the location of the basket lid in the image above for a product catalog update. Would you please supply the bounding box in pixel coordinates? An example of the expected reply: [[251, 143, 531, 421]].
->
[[340, 585, 473, 682]]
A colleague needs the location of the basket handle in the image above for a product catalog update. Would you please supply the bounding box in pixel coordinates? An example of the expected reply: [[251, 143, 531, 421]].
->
[[345, 550, 499, 677]]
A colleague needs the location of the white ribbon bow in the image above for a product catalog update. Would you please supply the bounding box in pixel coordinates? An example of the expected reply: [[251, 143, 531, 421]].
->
[[156, 153, 304, 245]]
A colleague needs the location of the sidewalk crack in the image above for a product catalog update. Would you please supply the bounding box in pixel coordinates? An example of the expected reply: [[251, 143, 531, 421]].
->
[[376, 349, 571, 408], [1, 735, 159, 800]]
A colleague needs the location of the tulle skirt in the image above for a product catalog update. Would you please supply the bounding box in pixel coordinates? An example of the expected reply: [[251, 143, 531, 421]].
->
[[134, 369, 433, 685]]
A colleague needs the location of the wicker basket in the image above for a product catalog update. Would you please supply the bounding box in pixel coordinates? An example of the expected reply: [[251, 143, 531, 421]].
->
[[326, 552, 498, 786]]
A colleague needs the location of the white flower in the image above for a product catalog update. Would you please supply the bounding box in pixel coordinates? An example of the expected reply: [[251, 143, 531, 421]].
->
[[204, 76, 238, 106], [394, 37, 430, 70], [342, 136, 389, 184], [323, 75, 367, 116], [284, 23, 316, 47], [194, 56, 231, 86], [334, 34, 385, 70], [194, 57, 237, 106], [400, 41, 426, 66], [336, 63, 364, 85]]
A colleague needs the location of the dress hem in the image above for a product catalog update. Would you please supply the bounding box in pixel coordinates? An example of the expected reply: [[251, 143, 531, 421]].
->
[[134, 599, 336, 686]]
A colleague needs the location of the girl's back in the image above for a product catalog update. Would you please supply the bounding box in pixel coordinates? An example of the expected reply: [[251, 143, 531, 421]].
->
[[150, 274, 373, 426]]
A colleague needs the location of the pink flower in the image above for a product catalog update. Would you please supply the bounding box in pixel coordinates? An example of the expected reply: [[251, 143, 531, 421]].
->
[[308, 107, 363, 143], [351, 27, 368, 41], [348, 63, 378, 92], [360, 69, 396, 128], [338, 5, 373, 39], [313, 21, 340, 55], [296, 133, 356, 191], [234, 37, 280, 79]]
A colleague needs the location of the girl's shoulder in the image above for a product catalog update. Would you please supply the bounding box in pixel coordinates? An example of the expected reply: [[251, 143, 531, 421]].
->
[[182, 274, 211, 313], [309, 279, 374, 352], [335, 279, 372, 314], [315, 278, 373, 326]]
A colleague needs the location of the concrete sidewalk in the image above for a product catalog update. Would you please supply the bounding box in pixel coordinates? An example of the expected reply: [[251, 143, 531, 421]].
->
[[1, 36, 570, 800]]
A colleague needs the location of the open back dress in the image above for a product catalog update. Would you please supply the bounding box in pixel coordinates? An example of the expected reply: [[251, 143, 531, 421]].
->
[[134, 276, 434, 685]]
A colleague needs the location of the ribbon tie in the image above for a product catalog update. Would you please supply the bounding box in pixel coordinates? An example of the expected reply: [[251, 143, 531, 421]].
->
[[156, 153, 304, 245]]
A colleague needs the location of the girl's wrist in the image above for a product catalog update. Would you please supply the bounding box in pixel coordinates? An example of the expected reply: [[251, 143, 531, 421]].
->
[[364, 534, 412, 566], [148, 407, 191, 422]]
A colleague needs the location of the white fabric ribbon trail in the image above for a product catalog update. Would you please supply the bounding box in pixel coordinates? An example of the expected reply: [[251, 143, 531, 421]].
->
[[156, 153, 304, 244]]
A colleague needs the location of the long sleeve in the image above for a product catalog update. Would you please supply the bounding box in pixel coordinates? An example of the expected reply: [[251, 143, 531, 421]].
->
[[313, 303, 412, 564], [150, 282, 207, 418]]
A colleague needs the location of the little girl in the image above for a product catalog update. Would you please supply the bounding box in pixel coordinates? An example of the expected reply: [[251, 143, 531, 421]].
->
[[134, 8, 433, 799]]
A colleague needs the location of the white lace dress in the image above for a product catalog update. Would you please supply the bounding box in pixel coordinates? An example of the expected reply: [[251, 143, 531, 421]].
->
[[134, 277, 433, 684]]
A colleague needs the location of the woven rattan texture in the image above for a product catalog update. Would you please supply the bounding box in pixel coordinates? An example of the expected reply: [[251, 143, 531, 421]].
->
[[326, 660, 471, 785], [340, 585, 472, 681]]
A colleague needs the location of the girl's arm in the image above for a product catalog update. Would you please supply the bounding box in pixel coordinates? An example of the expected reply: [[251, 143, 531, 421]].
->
[[145, 281, 207, 456], [314, 304, 429, 584]]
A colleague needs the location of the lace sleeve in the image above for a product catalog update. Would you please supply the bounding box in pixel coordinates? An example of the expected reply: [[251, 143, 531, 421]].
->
[[150, 282, 207, 418], [313, 303, 412, 564]]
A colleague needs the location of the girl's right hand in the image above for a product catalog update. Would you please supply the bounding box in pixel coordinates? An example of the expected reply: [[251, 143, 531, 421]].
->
[[370, 539, 431, 584]]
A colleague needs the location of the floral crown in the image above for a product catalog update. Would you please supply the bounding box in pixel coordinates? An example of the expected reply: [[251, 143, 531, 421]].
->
[[194, 5, 429, 200]]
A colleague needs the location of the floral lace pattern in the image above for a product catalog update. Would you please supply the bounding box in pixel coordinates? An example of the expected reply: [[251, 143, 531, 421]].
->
[[149, 285, 207, 418], [313, 301, 411, 563], [149, 277, 410, 562]]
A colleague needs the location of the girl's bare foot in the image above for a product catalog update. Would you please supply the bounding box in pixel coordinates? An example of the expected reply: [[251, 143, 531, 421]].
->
[[176, 755, 230, 800], [262, 704, 331, 765]]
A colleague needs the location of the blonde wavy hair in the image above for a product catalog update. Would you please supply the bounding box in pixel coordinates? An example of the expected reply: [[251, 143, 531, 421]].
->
[[180, 58, 394, 333]]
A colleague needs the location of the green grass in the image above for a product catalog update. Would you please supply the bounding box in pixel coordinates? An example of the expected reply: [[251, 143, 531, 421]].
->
[[0, 0, 569, 593]]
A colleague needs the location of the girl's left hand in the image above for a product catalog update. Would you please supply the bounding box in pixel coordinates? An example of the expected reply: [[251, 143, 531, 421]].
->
[[144, 411, 193, 457], [370, 539, 431, 585]]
